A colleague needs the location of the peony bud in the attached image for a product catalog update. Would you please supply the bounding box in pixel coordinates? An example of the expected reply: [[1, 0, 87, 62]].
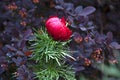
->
[[45, 17, 72, 41]]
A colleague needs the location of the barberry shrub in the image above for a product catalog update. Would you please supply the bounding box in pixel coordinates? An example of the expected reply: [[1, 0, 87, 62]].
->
[[0, 0, 120, 80]]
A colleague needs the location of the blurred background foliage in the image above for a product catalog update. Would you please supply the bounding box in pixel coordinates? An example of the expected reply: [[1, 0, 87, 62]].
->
[[0, 0, 120, 80]]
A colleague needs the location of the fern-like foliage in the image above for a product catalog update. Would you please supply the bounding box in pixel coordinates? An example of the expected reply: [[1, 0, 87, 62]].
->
[[29, 28, 75, 80]]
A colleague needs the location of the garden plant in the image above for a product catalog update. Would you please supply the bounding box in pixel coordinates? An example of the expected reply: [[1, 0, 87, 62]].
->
[[0, 0, 120, 80]]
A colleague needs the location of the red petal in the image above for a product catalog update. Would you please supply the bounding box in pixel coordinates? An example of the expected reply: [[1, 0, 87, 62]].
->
[[61, 17, 66, 25], [45, 16, 72, 41]]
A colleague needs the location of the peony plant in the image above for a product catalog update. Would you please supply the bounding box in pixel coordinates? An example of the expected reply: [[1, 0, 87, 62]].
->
[[29, 17, 75, 80]]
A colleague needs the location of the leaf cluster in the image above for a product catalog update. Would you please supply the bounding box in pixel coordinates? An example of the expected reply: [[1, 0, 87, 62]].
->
[[29, 28, 75, 80]]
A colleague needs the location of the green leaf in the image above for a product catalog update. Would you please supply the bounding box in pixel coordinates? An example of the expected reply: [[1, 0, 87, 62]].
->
[[29, 28, 75, 80]]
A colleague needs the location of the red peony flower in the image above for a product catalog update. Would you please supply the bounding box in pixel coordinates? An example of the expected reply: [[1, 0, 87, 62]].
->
[[45, 17, 72, 41]]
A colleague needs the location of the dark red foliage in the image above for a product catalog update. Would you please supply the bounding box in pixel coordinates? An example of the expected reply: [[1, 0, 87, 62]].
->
[[0, 0, 120, 80]]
